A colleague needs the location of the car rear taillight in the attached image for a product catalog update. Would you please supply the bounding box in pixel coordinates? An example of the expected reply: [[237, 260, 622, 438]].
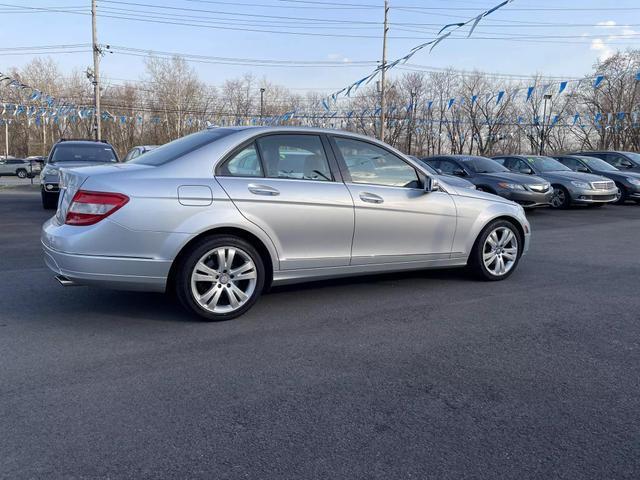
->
[[65, 190, 129, 226]]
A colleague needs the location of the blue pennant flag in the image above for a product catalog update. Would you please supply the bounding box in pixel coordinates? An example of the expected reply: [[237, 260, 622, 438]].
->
[[558, 81, 568, 94], [551, 115, 559, 125], [471, 95, 478, 105], [496, 91, 505, 105], [526, 86, 535, 101], [427, 100, 433, 110], [617, 112, 626, 121], [593, 75, 605, 88], [636, 71, 640, 81], [573, 113, 580, 125], [447, 98, 455, 109], [595, 113, 602, 123]]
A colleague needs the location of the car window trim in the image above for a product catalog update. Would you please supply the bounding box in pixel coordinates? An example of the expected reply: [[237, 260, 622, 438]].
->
[[327, 134, 424, 189]]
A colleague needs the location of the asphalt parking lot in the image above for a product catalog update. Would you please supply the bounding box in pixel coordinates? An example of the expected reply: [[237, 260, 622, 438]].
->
[[1, 187, 639, 479]]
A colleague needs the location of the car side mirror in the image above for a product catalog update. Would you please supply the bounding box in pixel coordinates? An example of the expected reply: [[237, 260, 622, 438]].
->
[[423, 175, 439, 193], [519, 167, 534, 175], [577, 166, 589, 173], [452, 168, 466, 177]]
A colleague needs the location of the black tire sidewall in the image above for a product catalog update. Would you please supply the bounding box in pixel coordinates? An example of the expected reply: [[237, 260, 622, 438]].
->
[[175, 235, 265, 321], [16, 169, 27, 178], [471, 219, 523, 281], [615, 183, 627, 204]]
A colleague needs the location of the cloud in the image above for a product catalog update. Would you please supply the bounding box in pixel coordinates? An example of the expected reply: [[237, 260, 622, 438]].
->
[[590, 38, 614, 61], [588, 22, 639, 61]]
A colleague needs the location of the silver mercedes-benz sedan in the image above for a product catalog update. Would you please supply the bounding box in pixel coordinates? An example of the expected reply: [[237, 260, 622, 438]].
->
[[42, 127, 531, 321]]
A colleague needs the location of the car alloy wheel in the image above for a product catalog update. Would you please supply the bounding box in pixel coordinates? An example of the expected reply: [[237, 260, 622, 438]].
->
[[482, 226, 519, 276], [16, 169, 27, 179], [551, 187, 569, 209], [190, 246, 258, 315]]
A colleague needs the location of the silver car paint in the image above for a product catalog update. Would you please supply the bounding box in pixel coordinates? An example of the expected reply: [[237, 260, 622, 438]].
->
[[42, 127, 530, 292]]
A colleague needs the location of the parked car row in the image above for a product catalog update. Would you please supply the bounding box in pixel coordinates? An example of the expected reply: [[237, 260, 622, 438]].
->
[[38, 129, 639, 321], [419, 152, 640, 209]]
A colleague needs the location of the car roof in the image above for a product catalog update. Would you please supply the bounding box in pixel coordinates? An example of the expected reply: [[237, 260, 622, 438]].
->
[[206, 125, 388, 142], [54, 140, 114, 147]]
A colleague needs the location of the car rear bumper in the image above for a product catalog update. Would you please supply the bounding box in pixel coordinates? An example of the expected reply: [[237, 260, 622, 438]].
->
[[497, 189, 553, 208], [41, 217, 184, 292], [43, 241, 170, 292]]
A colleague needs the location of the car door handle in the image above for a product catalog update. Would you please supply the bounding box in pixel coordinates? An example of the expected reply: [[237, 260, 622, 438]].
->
[[248, 184, 280, 196], [359, 192, 384, 204]]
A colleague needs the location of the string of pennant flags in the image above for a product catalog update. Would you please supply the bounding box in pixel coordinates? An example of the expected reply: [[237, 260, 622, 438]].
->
[[319, 0, 516, 111], [2, 65, 640, 130]]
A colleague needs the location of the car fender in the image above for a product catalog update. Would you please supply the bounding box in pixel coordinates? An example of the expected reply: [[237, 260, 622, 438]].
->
[[451, 195, 528, 258]]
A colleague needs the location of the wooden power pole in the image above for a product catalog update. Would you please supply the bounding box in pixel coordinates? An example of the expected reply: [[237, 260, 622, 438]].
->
[[379, 0, 389, 142], [92, 0, 102, 141]]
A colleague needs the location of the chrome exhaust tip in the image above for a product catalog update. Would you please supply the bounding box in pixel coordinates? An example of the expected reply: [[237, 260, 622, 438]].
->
[[55, 274, 77, 287]]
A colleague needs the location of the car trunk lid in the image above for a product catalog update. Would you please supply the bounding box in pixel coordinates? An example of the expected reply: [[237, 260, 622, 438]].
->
[[55, 163, 149, 224]]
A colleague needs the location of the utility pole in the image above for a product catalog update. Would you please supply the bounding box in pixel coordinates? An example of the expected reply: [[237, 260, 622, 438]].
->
[[260, 88, 265, 120], [407, 88, 416, 155], [4, 121, 8, 157], [91, 0, 102, 141], [539, 93, 552, 155], [379, 0, 389, 142]]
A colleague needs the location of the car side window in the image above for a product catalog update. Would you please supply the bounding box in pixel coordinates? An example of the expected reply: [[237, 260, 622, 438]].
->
[[609, 154, 633, 168], [334, 137, 419, 188], [436, 159, 461, 175], [256, 134, 332, 182], [560, 157, 580, 170], [220, 142, 264, 177]]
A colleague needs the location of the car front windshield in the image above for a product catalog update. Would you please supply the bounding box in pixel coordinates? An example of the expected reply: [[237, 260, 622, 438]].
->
[[525, 156, 570, 172], [51, 144, 117, 163], [580, 156, 618, 171], [129, 128, 236, 166], [460, 156, 509, 173]]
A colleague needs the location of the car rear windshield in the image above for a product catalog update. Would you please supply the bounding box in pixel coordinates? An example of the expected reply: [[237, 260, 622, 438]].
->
[[129, 128, 237, 166], [524, 156, 571, 172], [622, 152, 640, 164], [50, 144, 118, 163], [459, 156, 509, 173]]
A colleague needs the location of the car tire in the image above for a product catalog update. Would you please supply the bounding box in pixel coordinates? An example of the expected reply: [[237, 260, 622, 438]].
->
[[614, 184, 627, 204], [41, 190, 57, 210], [469, 219, 522, 281], [550, 185, 570, 209], [175, 235, 265, 321], [16, 169, 27, 179]]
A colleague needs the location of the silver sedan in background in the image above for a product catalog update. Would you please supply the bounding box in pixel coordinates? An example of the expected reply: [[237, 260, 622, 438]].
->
[[42, 127, 531, 321]]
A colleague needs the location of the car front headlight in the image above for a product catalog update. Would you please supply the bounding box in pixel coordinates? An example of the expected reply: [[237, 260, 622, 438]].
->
[[570, 180, 591, 189], [626, 177, 640, 186], [497, 182, 526, 190]]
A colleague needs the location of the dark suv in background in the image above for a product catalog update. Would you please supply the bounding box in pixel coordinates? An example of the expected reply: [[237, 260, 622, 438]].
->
[[573, 151, 640, 173], [40, 139, 119, 209]]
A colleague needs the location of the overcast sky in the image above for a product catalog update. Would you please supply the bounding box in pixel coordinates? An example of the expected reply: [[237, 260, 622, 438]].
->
[[1, 0, 639, 92]]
